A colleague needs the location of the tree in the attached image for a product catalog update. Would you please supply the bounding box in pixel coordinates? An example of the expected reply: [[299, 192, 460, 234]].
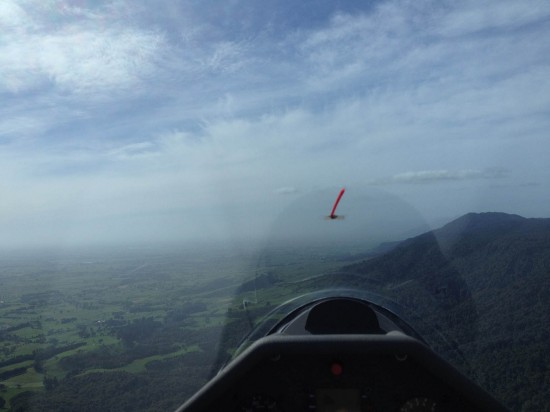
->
[[8, 391, 33, 412], [34, 358, 44, 373], [43, 376, 59, 391]]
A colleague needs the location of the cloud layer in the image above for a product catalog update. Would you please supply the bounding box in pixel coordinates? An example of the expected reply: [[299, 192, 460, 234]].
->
[[1, 0, 550, 247]]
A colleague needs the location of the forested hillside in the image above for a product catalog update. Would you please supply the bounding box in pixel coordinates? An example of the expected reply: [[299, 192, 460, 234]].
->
[[342, 212, 550, 410]]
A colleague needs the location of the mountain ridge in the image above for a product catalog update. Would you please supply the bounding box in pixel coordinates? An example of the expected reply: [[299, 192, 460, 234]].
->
[[342, 211, 550, 411]]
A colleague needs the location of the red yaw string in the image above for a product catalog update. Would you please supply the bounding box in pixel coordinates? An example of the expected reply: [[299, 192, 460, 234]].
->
[[330, 188, 345, 218]]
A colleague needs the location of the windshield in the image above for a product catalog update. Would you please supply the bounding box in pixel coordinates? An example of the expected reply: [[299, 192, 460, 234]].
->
[[1, 1, 549, 411]]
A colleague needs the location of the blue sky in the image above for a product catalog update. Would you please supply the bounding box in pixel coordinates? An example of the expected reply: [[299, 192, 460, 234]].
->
[[1, 0, 550, 248]]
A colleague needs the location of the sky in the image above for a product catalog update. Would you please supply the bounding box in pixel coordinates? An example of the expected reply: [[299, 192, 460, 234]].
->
[[1, 0, 550, 248]]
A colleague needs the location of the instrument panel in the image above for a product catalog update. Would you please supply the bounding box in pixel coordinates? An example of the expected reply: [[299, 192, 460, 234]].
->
[[177, 334, 507, 412], [227, 351, 468, 411]]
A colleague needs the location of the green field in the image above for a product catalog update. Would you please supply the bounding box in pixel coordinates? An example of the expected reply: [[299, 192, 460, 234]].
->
[[0, 242, 361, 411]]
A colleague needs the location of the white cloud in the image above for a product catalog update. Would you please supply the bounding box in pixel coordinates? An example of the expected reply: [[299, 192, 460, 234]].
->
[[369, 169, 510, 185], [0, 1, 166, 95], [0, 1, 29, 29], [295, 0, 550, 101], [436, 0, 550, 37], [201, 41, 250, 73], [274, 187, 298, 195], [107, 141, 158, 160]]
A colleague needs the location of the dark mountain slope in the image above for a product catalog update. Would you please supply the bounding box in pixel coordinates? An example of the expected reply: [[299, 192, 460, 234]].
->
[[343, 212, 550, 411]]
